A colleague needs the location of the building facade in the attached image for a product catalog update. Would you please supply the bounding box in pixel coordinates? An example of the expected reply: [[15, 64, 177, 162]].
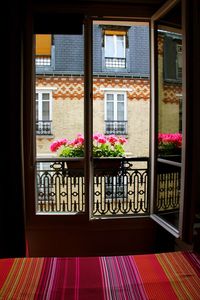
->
[[35, 23, 182, 158]]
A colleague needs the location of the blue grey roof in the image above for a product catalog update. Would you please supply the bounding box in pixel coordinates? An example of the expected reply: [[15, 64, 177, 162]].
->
[[36, 25, 150, 77]]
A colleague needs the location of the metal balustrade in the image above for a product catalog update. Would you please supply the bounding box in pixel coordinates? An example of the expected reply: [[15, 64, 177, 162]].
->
[[36, 157, 181, 218], [156, 161, 181, 212], [105, 57, 126, 68], [36, 157, 149, 217], [36, 120, 52, 135], [105, 120, 128, 135]]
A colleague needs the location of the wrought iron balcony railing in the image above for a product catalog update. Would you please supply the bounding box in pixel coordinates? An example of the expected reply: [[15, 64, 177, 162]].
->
[[36, 157, 149, 217], [105, 120, 128, 135], [105, 57, 126, 68], [35, 56, 51, 66], [36, 157, 181, 218], [156, 160, 181, 212], [36, 120, 52, 135]]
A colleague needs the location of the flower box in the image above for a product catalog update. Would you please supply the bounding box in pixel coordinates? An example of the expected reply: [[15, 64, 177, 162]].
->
[[158, 154, 181, 163], [94, 157, 122, 176], [50, 133, 127, 177], [67, 157, 123, 177], [158, 133, 182, 160]]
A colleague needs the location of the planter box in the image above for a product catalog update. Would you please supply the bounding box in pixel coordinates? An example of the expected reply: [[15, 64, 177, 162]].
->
[[158, 154, 181, 163], [67, 158, 123, 177], [94, 157, 122, 176]]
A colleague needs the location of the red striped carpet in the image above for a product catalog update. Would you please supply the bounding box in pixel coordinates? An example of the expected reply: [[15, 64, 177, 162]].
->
[[0, 251, 200, 299]]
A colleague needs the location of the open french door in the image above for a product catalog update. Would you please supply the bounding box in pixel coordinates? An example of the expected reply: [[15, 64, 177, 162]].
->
[[150, 0, 186, 238]]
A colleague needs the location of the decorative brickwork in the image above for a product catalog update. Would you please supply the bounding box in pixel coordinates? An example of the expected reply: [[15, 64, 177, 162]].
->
[[157, 33, 182, 105], [157, 35, 164, 55], [163, 83, 182, 104], [36, 76, 150, 101]]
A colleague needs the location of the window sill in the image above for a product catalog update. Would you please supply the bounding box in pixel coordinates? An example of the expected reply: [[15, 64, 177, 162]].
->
[[36, 134, 54, 139]]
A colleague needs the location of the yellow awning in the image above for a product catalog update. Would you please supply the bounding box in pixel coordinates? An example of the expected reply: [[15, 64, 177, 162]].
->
[[35, 35, 51, 56], [104, 30, 126, 36]]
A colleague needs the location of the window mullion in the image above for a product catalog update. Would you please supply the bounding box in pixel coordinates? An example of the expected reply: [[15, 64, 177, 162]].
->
[[84, 17, 93, 218], [114, 93, 118, 120], [39, 93, 42, 120], [114, 35, 117, 58]]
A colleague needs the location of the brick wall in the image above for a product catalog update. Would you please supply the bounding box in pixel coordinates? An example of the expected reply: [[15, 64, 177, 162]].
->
[[157, 34, 182, 134], [36, 76, 150, 157]]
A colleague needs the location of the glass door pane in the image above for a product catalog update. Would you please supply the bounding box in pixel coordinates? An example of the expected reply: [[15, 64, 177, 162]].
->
[[152, 1, 183, 233], [92, 20, 150, 219], [35, 31, 85, 215]]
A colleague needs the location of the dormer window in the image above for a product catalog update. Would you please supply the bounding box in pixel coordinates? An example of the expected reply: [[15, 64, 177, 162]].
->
[[102, 27, 129, 70], [104, 31, 126, 68], [35, 34, 52, 66]]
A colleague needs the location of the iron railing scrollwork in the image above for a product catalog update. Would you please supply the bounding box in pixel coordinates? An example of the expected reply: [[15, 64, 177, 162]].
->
[[105, 57, 126, 68], [36, 157, 181, 218], [93, 157, 149, 217], [36, 120, 52, 135], [105, 120, 128, 135], [156, 161, 181, 213], [36, 157, 149, 217]]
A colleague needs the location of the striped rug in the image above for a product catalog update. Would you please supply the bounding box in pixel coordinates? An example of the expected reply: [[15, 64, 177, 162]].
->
[[0, 251, 199, 299]]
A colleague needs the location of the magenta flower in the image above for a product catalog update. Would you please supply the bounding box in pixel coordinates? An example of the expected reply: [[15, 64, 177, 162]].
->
[[50, 133, 127, 157], [158, 133, 182, 146], [107, 135, 118, 145], [59, 138, 68, 145], [93, 133, 101, 141], [118, 136, 127, 145], [50, 141, 60, 152], [98, 136, 107, 144], [76, 133, 84, 145], [158, 132, 182, 155], [50, 138, 68, 152]]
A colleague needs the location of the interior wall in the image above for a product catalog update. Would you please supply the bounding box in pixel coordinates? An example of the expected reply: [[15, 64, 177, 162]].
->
[[0, 1, 26, 258], [182, 0, 200, 243]]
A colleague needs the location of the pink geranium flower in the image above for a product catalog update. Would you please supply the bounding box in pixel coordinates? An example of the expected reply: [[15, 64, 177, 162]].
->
[[50, 138, 68, 152], [107, 135, 118, 145], [98, 136, 107, 144], [50, 132, 127, 157], [118, 136, 127, 145], [158, 132, 182, 154], [93, 133, 101, 141], [76, 133, 84, 144]]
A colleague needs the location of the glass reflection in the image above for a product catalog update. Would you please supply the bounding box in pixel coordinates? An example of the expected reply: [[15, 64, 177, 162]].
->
[[155, 21, 182, 228], [157, 28, 182, 162]]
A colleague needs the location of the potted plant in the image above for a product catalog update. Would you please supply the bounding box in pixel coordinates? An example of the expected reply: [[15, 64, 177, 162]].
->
[[158, 133, 182, 162], [50, 133, 127, 176]]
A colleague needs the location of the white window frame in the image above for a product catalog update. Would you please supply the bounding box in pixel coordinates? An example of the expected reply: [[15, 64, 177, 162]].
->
[[105, 34, 126, 58], [104, 91, 127, 121], [36, 88, 55, 121]]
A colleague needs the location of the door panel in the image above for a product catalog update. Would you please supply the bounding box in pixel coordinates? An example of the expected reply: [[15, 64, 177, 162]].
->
[[151, 0, 184, 237]]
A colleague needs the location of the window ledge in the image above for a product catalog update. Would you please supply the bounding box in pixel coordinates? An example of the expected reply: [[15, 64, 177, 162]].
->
[[36, 134, 54, 139]]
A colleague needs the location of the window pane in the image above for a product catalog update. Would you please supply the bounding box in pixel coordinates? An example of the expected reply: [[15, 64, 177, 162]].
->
[[107, 102, 114, 120], [155, 26, 183, 230], [36, 101, 39, 120], [105, 35, 114, 57], [117, 94, 124, 102], [107, 94, 114, 101], [35, 30, 85, 215], [116, 36, 125, 58], [42, 93, 50, 100], [117, 102, 124, 120], [93, 20, 150, 220], [42, 101, 50, 120]]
